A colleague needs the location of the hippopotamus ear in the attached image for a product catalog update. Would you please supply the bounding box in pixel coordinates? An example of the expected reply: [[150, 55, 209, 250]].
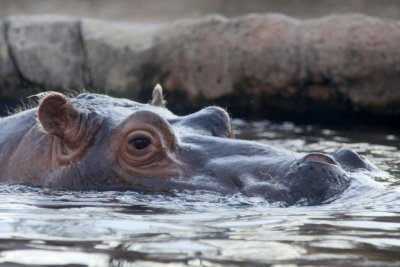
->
[[38, 92, 103, 165], [150, 84, 166, 107], [37, 93, 80, 140]]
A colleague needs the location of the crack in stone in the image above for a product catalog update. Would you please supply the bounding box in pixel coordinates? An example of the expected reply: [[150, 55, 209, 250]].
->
[[3, 18, 31, 87], [77, 19, 93, 91]]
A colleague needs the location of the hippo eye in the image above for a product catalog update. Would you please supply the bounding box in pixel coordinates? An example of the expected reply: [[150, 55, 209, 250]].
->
[[115, 110, 181, 179], [130, 137, 151, 150]]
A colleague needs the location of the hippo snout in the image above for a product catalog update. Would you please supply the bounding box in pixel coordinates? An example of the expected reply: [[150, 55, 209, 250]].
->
[[283, 153, 350, 205]]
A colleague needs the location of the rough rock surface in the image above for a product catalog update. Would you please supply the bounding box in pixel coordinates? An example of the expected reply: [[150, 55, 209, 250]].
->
[[157, 15, 302, 98], [302, 15, 400, 109], [0, 19, 19, 98], [81, 19, 163, 98], [154, 14, 400, 117], [1, 14, 400, 120], [6, 15, 87, 90]]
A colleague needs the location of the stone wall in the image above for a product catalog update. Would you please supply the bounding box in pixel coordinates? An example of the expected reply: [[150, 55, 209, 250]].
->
[[1, 14, 400, 120], [2, 0, 400, 21]]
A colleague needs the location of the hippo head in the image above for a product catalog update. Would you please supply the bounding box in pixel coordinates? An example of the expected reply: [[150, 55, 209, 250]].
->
[[10, 85, 376, 205]]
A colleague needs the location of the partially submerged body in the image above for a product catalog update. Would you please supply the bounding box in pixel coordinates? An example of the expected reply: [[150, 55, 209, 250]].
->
[[0, 85, 378, 205]]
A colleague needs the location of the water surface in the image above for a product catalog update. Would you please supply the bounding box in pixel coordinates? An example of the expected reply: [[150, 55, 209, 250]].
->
[[0, 120, 399, 266]]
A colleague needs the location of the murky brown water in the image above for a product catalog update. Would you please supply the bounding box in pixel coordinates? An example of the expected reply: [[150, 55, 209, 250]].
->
[[0, 119, 399, 266]]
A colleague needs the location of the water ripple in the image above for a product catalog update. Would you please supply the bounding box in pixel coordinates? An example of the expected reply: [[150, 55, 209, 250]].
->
[[0, 120, 399, 266]]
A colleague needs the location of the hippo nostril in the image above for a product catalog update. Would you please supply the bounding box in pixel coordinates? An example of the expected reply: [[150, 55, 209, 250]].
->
[[303, 153, 338, 166], [333, 148, 379, 171]]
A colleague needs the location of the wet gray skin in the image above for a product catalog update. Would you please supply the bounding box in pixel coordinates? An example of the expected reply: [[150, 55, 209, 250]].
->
[[0, 85, 378, 206]]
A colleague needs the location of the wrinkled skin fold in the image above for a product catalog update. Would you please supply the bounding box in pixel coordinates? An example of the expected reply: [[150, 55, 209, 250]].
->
[[0, 86, 379, 206]]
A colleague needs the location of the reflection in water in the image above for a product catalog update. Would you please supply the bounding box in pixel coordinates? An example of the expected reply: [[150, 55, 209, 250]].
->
[[0, 120, 399, 266]]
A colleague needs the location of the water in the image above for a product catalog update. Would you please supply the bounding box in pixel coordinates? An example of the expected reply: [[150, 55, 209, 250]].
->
[[0, 120, 399, 266]]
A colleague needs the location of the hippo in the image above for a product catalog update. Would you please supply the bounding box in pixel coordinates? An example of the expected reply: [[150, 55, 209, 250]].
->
[[0, 85, 378, 205]]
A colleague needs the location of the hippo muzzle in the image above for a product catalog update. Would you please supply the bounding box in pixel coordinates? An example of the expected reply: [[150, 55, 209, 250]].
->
[[282, 153, 350, 205]]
